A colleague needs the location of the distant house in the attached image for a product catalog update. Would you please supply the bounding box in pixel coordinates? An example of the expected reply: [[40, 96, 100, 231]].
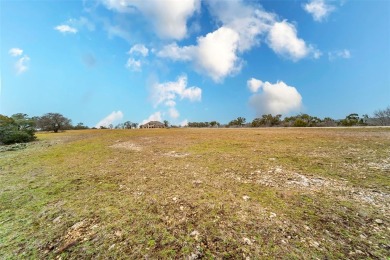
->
[[140, 121, 165, 129]]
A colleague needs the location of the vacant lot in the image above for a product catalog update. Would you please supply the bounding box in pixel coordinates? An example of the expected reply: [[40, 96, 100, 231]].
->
[[0, 128, 389, 259]]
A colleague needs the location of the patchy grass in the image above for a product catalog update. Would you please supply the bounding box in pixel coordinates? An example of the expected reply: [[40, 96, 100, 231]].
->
[[0, 128, 389, 259]]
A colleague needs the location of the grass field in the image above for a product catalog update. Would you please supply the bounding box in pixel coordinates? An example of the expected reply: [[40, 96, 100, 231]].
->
[[0, 128, 389, 259]]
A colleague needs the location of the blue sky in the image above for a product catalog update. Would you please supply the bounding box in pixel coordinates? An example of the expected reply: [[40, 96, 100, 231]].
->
[[1, 0, 389, 127]]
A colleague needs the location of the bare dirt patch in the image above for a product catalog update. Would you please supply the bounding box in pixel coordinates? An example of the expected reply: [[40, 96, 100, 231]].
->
[[162, 151, 190, 158], [48, 218, 99, 255], [109, 141, 142, 151]]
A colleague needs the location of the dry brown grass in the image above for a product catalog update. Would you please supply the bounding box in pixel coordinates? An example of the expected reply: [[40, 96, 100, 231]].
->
[[0, 128, 389, 259]]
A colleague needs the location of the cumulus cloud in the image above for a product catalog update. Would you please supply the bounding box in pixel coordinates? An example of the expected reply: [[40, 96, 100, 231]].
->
[[128, 44, 149, 57], [303, 0, 335, 22], [151, 75, 201, 107], [9, 48, 23, 57], [194, 27, 241, 82], [101, 0, 200, 40], [205, 0, 275, 52], [141, 111, 162, 125], [249, 79, 302, 115], [267, 20, 319, 61], [157, 1, 319, 81], [95, 111, 124, 128], [150, 75, 201, 120], [328, 49, 351, 60], [54, 24, 78, 34], [158, 27, 241, 82], [247, 78, 263, 93]]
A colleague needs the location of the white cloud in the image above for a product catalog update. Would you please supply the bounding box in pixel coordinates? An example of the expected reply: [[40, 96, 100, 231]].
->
[[205, 0, 275, 52], [179, 119, 188, 127], [157, 1, 320, 81], [303, 0, 335, 22], [55, 17, 94, 35], [157, 43, 193, 61], [101, 0, 200, 40], [126, 44, 149, 71], [267, 20, 319, 61], [168, 107, 180, 119], [150, 75, 201, 121], [126, 58, 142, 71], [328, 49, 351, 60], [15, 56, 30, 74], [151, 75, 201, 107], [95, 111, 124, 128], [249, 79, 302, 115], [128, 44, 149, 57], [247, 78, 263, 93], [9, 48, 30, 74], [194, 27, 241, 82], [141, 111, 162, 125], [158, 27, 241, 82], [9, 48, 23, 57], [54, 24, 78, 34], [165, 100, 176, 107]]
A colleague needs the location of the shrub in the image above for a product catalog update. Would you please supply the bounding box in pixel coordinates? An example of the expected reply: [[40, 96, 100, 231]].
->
[[0, 114, 36, 145]]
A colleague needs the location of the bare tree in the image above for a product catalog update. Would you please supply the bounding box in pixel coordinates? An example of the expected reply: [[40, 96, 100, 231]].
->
[[373, 106, 390, 126], [36, 113, 72, 133]]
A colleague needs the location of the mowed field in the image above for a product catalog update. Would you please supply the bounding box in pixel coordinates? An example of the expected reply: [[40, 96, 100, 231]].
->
[[0, 128, 389, 259]]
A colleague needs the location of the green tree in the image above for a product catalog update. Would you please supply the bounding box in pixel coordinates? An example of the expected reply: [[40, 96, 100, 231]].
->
[[123, 121, 132, 129], [163, 120, 169, 128], [0, 114, 36, 144], [74, 122, 89, 130], [340, 113, 359, 126], [209, 121, 220, 127]]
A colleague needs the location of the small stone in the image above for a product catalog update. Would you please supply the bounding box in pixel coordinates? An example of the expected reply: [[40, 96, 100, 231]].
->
[[180, 206, 184, 211], [192, 180, 203, 186], [190, 230, 200, 241], [274, 167, 282, 173], [172, 197, 178, 202], [53, 216, 62, 224], [375, 219, 383, 224], [243, 237, 252, 245], [310, 241, 320, 247], [115, 230, 122, 237], [304, 225, 311, 231], [268, 158, 276, 161], [243, 195, 250, 201], [270, 212, 277, 218]]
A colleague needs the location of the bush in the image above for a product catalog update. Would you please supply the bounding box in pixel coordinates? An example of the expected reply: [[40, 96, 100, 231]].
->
[[0, 114, 36, 145]]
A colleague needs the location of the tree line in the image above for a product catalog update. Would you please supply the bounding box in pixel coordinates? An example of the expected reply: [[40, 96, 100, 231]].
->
[[189, 107, 390, 128], [1, 106, 389, 145]]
